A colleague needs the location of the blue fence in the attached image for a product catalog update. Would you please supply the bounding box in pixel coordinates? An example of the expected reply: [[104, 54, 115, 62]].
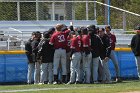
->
[[0, 54, 28, 83], [0, 51, 138, 83], [109, 51, 138, 79]]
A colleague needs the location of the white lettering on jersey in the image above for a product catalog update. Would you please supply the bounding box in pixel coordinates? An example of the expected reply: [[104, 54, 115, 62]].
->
[[58, 35, 65, 42]]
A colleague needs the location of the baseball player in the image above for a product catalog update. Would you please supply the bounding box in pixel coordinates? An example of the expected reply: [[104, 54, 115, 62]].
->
[[37, 28, 55, 84], [31, 31, 42, 84], [75, 27, 84, 83], [87, 25, 103, 83], [98, 28, 112, 84], [25, 32, 36, 84], [49, 24, 69, 84], [131, 25, 140, 80], [105, 25, 122, 82], [67, 31, 82, 84], [66, 34, 71, 82], [81, 27, 92, 84]]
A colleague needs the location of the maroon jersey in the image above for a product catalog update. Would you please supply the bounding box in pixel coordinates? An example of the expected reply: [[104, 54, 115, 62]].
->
[[64, 30, 70, 36], [70, 36, 82, 52], [66, 36, 71, 52], [107, 33, 116, 50], [82, 35, 91, 48], [49, 31, 67, 49], [77, 35, 83, 51], [77, 35, 81, 40]]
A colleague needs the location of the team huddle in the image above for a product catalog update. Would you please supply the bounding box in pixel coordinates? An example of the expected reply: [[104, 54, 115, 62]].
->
[[25, 23, 122, 85]]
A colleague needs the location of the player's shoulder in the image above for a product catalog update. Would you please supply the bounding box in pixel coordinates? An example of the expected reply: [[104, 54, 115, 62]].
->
[[82, 34, 88, 37], [110, 33, 116, 39], [52, 31, 60, 37], [71, 37, 77, 41], [82, 35, 90, 39], [110, 33, 116, 36]]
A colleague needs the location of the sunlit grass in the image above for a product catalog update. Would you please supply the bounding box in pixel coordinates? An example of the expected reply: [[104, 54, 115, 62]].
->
[[0, 80, 140, 93]]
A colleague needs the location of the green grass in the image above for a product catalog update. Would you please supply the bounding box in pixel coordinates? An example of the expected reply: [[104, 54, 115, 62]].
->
[[0, 80, 140, 93]]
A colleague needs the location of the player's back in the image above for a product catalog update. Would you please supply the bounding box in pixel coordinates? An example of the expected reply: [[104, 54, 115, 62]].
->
[[82, 35, 91, 47], [70, 36, 82, 52], [50, 31, 67, 49]]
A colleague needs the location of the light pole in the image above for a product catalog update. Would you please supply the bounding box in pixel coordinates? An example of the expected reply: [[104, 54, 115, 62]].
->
[[108, 0, 110, 25]]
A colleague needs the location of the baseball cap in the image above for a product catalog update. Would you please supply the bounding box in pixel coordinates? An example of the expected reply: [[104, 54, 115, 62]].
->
[[43, 31, 49, 38], [87, 25, 97, 34], [87, 24, 96, 30], [32, 32, 36, 36], [35, 31, 42, 38], [48, 27, 55, 34], [81, 27, 88, 34], [135, 25, 140, 32]]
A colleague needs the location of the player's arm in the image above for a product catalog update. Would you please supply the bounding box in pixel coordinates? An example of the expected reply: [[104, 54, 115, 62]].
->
[[105, 36, 111, 58], [25, 41, 31, 55], [69, 22, 74, 31], [70, 39, 76, 58], [49, 34, 55, 45], [130, 35, 136, 53], [32, 40, 39, 53], [114, 35, 117, 43]]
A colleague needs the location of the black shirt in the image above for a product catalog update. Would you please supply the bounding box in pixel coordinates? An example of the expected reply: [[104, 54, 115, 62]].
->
[[131, 34, 140, 56], [38, 38, 54, 63]]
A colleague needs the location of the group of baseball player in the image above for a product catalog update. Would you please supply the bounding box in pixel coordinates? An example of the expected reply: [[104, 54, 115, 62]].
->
[[25, 23, 122, 85]]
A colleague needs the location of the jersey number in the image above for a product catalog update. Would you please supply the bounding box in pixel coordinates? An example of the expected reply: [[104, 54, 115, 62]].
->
[[58, 35, 65, 42], [78, 41, 81, 47]]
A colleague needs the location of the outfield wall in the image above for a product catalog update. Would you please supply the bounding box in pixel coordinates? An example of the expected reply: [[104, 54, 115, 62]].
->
[[0, 48, 138, 83]]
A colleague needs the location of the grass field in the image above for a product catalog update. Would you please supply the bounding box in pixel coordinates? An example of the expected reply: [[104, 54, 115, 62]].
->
[[0, 80, 140, 93]]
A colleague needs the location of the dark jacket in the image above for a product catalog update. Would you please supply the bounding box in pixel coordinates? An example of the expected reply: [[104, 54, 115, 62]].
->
[[31, 39, 40, 62], [38, 38, 54, 63], [100, 34, 111, 60], [131, 34, 140, 56], [90, 34, 103, 58], [25, 38, 34, 63]]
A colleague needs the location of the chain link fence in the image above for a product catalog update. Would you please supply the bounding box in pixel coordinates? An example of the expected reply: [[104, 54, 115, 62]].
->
[[0, 0, 140, 30]]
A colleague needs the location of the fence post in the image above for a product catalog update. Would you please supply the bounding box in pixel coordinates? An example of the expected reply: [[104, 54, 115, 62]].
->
[[94, 0, 97, 21], [21, 32, 24, 50], [105, 0, 108, 25], [123, 12, 126, 31], [52, 1, 55, 21], [86, 1, 89, 20], [36, 0, 39, 21], [64, 1, 66, 20], [72, 3, 75, 20], [17, 1, 20, 21], [7, 31, 10, 51]]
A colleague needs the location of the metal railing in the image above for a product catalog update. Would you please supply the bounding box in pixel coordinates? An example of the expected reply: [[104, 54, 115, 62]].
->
[[0, 27, 24, 50]]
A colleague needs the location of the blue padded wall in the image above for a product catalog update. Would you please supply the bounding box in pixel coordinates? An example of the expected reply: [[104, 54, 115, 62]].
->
[[0, 51, 138, 83], [0, 54, 28, 83], [108, 51, 138, 79], [5, 54, 28, 82], [118, 52, 138, 78], [0, 55, 5, 82]]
